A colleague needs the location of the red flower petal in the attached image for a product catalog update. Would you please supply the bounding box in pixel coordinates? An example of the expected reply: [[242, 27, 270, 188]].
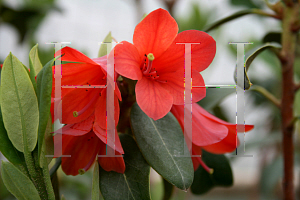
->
[[171, 104, 228, 146], [60, 132, 100, 176], [133, 8, 178, 58], [94, 90, 120, 129], [54, 114, 94, 136], [113, 41, 143, 80], [61, 47, 101, 66], [136, 77, 173, 120], [201, 126, 239, 154], [93, 122, 124, 154], [160, 69, 206, 105], [154, 30, 216, 74], [98, 141, 125, 174], [60, 88, 101, 124], [191, 145, 202, 171]]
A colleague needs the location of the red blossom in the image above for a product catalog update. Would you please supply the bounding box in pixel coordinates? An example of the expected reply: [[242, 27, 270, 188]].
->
[[51, 47, 124, 175], [113, 8, 216, 120], [171, 103, 254, 171], [54, 114, 125, 176]]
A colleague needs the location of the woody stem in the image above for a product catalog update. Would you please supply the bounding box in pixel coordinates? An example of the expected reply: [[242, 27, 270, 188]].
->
[[280, 3, 299, 200]]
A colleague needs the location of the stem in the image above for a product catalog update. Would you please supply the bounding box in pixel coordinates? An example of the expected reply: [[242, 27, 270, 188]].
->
[[24, 149, 48, 199], [280, 3, 299, 200], [251, 85, 281, 108], [252, 9, 282, 19], [42, 157, 55, 200], [50, 157, 62, 178]]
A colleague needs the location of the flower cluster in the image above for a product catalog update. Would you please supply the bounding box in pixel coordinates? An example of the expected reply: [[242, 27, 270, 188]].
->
[[51, 8, 253, 176]]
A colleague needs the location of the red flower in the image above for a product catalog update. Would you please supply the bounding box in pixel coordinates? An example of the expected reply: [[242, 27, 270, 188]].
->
[[54, 114, 125, 176], [170, 103, 254, 171], [113, 8, 216, 120], [51, 47, 125, 175], [52, 47, 121, 129]]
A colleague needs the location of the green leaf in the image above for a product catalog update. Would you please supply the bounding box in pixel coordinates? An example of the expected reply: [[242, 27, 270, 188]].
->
[[99, 134, 151, 200], [204, 10, 254, 32], [39, 116, 54, 167], [245, 43, 281, 72], [0, 53, 39, 152], [36, 59, 54, 165], [234, 43, 281, 90], [263, 32, 281, 44], [98, 32, 113, 57], [92, 163, 100, 200], [29, 44, 43, 76], [162, 179, 174, 200], [1, 161, 41, 200], [191, 150, 233, 195], [130, 103, 194, 190], [197, 88, 235, 111], [0, 103, 25, 165]]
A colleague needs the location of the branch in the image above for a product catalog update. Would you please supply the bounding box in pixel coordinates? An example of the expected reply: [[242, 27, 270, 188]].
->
[[250, 85, 281, 108]]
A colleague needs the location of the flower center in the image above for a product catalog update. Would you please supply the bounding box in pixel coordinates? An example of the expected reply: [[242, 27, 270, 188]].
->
[[141, 53, 166, 83]]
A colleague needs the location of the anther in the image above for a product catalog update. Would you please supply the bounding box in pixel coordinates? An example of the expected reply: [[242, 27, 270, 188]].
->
[[197, 156, 214, 174], [73, 111, 79, 117], [147, 53, 154, 61], [78, 169, 85, 175], [143, 53, 155, 75]]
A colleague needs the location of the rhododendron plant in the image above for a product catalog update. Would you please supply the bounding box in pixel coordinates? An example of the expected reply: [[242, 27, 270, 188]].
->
[[17, 2, 300, 199]]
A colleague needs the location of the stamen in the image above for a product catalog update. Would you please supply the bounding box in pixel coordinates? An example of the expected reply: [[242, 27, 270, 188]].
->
[[73, 111, 79, 117], [78, 169, 85, 175], [148, 71, 157, 75], [143, 53, 155, 75], [196, 156, 214, 174], [156, 80, 167, 83]]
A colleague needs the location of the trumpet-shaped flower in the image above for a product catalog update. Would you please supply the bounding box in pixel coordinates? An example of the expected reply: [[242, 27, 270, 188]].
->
[[54, 114, 125, 176], [171, 103, 254, 171], [113, 8, 216, 120], [52, 46, 121, 130]]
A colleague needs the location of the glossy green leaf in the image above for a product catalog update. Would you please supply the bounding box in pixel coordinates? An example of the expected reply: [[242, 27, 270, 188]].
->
[[0, 53, 39, 152], [191, 150, 233, 195], [99, 134, 151, 200], [36, 59, 54, 165], [163, 178, 174, 200], [98, 32, 113, 57], [0, 104, 25, 165], [1, 161, 41, 200], [29, 44, 43, 76], [92, 163, 100, 200], [234, 43, 281, 90], [130, 103, 194, 190], [263, 32, 281, 44]]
